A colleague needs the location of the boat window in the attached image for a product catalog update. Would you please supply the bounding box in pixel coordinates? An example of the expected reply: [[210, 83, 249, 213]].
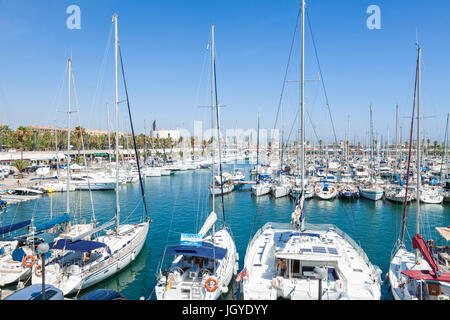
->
[[301, 266, 316, 278], [327, 268, 339, 281]]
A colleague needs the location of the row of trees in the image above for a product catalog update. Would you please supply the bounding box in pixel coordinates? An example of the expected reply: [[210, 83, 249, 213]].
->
[[0, 125, 215, 157]]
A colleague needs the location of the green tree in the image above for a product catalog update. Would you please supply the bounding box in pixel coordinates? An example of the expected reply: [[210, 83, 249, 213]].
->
[[12, 159, 30, 179], [15, 126, 33, 160]]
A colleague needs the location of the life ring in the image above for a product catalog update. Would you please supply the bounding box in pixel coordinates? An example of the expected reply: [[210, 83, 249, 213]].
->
[[35, 265, 42, 277], [22, 255, 35, 267], [205, 278, 218, 292], [49, 226, 57, 234], [426, 240, 434, 248]]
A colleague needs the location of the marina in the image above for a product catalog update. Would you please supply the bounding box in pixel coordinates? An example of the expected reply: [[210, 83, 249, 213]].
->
[[0, 157, 449, 300], [0, 0, 449, 303]]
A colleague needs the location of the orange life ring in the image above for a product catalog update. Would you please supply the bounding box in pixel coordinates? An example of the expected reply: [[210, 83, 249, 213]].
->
[[35, 264, 42, 277], [426, 240, 434, 248], [22, 255, 35, 267], [49, 226, 57, 234], [205, 278, 218, 292]]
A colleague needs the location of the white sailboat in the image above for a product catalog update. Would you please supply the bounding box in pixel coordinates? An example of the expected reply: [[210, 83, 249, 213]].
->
[[31, 15, 150, 296], [389, 47, 450, 299], [239, 1, 382, 300], [155, 25, 238, 300], [359, 105, 384, 201]]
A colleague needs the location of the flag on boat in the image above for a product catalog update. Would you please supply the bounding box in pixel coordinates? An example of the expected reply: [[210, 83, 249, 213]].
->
[[236, 268, 248, 282]]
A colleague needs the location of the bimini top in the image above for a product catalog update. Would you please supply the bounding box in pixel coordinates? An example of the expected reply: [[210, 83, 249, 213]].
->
[[164, 241, 227, 260], [49, 239, 111, 254]]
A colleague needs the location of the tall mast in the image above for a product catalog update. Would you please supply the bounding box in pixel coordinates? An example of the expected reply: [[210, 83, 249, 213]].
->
[[256, 107, 260, 183], [440, 113, 449, 181], [370, 104, 374, 182], [66, 58, 72, 215], [415, 47, 421, 262], [300, 0, 305, 192], [54, 120, 60, 178], [395, 104, 399, 175], [107, 102, 111, 167], [210, 24, 216, 217], [113, 14, 120, 233]]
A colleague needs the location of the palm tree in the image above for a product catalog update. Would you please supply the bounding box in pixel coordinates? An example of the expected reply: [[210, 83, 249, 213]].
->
[[12, 159, 30, 179], [190, 137, 195, 157], [15, 126, 32, 160], [73, 126, 86, 156]]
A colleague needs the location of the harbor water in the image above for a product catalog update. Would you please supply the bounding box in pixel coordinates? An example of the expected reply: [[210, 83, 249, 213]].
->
[[1, 161, 449, 300]]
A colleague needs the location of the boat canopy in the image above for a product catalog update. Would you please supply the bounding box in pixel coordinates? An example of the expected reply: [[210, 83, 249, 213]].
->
[[35, 213, 70, 233], [49, 239, 111, 254], [164, 242, 227, 260], [0, 220, 31, 235]]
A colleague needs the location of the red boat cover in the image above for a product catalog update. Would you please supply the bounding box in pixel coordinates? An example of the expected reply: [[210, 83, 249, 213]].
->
[[401, 234, 450, 282]]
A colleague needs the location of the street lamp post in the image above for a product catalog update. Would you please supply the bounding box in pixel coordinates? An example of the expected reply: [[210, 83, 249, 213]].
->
[[37, 242, 49, 300]]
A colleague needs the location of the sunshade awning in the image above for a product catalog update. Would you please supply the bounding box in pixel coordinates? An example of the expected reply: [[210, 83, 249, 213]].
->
[[49, 239, 111, 254], [164, 242, 227, 260]]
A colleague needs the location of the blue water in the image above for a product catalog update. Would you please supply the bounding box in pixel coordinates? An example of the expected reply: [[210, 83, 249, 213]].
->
[[1, 161, 449, 300]]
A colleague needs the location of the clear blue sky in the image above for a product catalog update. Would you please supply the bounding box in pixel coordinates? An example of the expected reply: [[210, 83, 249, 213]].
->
[[0, 0, 449, 144]]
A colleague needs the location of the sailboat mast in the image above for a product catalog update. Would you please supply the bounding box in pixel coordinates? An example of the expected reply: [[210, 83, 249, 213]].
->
[[66, 58, 72, 215], [256, 108, 260, 183], [114, 14, 120, 233], [210, 24, 216, 217], [107, 102, 112, 166], [300, 0, 305, 192], [415, 47, 421, 262]]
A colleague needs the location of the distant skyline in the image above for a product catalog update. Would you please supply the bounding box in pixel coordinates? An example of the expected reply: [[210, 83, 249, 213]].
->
[[0, 0, 449, 144]]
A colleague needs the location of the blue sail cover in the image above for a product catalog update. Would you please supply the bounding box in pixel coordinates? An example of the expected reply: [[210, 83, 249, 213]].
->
[[164, 242, 227, 260], [49, 239, 111, 254], [0, 220, 31, 235], [35, 213, 70, 233]]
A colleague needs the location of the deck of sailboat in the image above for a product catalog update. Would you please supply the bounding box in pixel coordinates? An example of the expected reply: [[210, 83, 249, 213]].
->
[[243, 222, 381, 300]]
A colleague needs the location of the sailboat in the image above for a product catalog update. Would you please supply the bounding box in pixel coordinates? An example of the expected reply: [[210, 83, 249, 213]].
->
[[389, 46, 450, 300], [359, 105, 384, 201], [1, 58, 93, 288], [239, 1, 382, 300], [252, 110, 272, 197], [31, 15, 150, 295], [155, 25, 238, 300]]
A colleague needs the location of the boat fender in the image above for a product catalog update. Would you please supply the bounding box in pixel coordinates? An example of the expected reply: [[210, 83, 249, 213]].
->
[[35, 265, 42, 277], [221, 286, 228, 294], [22, 255, 35, 267]]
